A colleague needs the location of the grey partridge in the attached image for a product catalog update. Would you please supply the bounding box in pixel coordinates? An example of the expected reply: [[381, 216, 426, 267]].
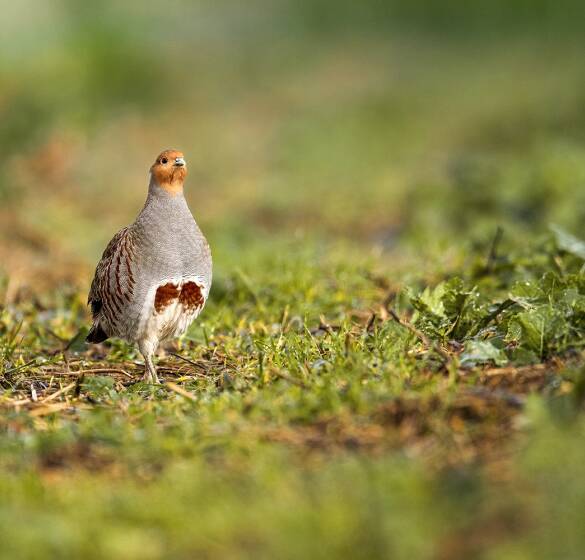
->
[[86, 150, 212, 383]]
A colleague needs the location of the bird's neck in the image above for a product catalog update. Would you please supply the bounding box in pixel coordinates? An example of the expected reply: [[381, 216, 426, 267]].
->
[[141, 178, 189, 218], [148, 174, 184, 197]]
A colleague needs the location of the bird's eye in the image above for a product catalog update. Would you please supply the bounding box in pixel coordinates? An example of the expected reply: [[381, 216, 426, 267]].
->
[[161, 157, 168, 164]]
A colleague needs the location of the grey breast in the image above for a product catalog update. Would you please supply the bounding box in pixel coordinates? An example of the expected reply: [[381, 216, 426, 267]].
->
[[126, 189, 212, 334]]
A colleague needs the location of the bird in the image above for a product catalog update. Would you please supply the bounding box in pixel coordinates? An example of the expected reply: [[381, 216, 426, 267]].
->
[[86, 150, 212, 383]]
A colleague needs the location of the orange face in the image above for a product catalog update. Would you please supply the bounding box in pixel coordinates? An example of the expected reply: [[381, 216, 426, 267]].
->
[[150, 150, 187, 194]]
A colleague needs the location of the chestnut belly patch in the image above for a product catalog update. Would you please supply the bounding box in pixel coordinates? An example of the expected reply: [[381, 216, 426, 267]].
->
[[154, 283, 180, 312], [179, 281, 205, 310], [154, 281, 204, 313]]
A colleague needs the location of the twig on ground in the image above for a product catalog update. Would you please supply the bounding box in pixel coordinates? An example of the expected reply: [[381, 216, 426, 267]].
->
[[388, 308, 453, 367], [41, 381, 77, 403], [168, 352, 206, 370], [165, 381, 197, 402], [43, 368, 134, 379], [166, 354, 213, 379]]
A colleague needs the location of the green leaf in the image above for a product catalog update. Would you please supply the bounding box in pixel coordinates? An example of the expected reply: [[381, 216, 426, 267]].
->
[[460, 340, 508, 367], [550, 224, 585, 260], [412, 283, 447, 319], [506, 305, 568, 358], [442, 278, 469, 319]]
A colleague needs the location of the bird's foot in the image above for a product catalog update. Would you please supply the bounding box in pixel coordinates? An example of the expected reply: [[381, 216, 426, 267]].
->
[[140, 369, 160, 384]]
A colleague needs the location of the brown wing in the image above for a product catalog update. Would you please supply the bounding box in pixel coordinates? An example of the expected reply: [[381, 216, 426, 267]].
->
[[87, 227, 136, 340]]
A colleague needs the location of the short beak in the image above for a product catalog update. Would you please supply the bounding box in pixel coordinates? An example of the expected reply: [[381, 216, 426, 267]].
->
[[174, 157, 186, 167]]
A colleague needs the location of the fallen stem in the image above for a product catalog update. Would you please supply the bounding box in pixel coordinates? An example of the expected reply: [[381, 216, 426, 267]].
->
[[168, 352, 207, 371], [165, 381, 197, 402], [41, 381, 76, 403], [388, 309, 453, 366], [69, 368, 134, 379]]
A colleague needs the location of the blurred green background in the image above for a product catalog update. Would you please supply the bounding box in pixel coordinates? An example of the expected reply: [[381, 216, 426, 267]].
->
[[2, 0, 585, 289], [3, 2, 585, 559]]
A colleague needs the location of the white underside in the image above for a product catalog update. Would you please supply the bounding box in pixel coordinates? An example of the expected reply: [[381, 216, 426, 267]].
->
[[136, 275, 209, 347]]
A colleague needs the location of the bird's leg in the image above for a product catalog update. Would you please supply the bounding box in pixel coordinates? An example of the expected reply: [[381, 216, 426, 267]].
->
[[138, 339, 160, 384], [142, 354, 159, 384]]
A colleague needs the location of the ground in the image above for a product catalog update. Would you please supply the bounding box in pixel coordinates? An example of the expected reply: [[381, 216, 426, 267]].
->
[[2, 3, 585, 559]]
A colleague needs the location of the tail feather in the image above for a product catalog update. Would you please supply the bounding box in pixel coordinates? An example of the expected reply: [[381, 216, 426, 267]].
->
[[86, 323, 109, 344]]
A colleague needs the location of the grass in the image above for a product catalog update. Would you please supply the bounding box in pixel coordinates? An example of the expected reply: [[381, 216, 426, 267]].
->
[[2, 234, 585, 558], [3, 1, 585, 558]]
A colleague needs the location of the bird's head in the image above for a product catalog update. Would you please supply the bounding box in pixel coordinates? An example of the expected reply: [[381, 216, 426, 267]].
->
[[150, 150, 187, 195]]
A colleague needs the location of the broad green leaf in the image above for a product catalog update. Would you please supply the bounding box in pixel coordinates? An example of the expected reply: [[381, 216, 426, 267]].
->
[[550, 224, 585, 260], [460, 340, 508, 367], [414, 283, 447, 319]]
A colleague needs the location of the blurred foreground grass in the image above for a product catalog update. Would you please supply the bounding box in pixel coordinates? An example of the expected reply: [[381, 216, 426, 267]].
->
[[2, 1, 585, 558]]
